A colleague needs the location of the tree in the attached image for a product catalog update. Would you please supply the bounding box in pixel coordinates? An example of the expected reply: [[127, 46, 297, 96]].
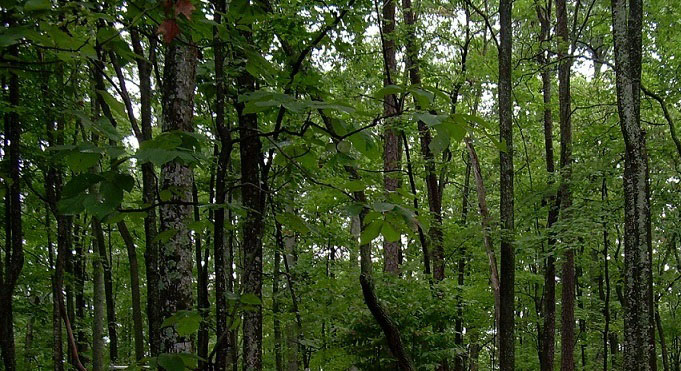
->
[[611, 0, 657, 369], [498, 0, 516, 368], [158, 33, 199, 354]]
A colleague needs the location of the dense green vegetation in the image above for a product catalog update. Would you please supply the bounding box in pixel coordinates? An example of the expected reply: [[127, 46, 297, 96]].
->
[[1, 0, 680, 369]]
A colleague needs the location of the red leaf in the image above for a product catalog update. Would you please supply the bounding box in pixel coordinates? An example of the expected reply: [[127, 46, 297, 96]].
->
[[157, 19, 180, 44], [174, 0, 195, 19]]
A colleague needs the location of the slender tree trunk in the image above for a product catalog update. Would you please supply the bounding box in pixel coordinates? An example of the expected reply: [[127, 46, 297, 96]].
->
[[536, 2, 559, 370], [213, 0, 235, 366], [130, 28, 161, 357], [465, 137, 501, 317], [602, 178, 611, 371], [273, 227, 284, 371], [556, 0, 575, 368], [381, 0, 402, 274], [658, 307, 670, 371], [0, 41, 23, 371], [611, 0, 656, 369], [92, 221, 107, 371], [236, 27, 265, 370], [193, 182, 210, 369], [73, 219, 87, 358], [158, 38, 199, 354], [117, 222, 145, 360], [498, 0, 515, 368], [454, 158, 471, 371]]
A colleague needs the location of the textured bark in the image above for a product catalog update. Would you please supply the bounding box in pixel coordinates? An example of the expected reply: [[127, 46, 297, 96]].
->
[[117, 221, 145, 360], [536, 3, 559, 370], [236, 29, 266, 370], [159, 40, 199, 354], [213, 0, 235, 366], [381, 0, 402, 274], [556, 0, 575, 368], [498, 0, 515, 368], [611, 0, 656, 369], [0, 42, 23, 371]]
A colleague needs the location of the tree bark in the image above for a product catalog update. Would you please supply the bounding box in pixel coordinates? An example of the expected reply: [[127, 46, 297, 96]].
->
[[236, 28, 266, 370], [158, 38, 199, 354], [556, 0, 575, 368], [498, 0, 515, 368], [0, 41, 23, 371], [536, 2, 559, 370], [117, 221, 145, 361], [381, 0, 402, 275], [92, 220, 107, 371], [213, 0, 235, 366], [611, 0, 657, 369]]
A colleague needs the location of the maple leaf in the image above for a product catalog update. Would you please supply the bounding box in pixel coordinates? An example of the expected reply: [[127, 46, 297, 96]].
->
[[174, 0, 195, 20], [157, 19, 180, 44]]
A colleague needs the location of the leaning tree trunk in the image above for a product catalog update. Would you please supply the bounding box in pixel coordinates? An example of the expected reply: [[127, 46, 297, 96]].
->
[[611, 0, 657, 369], [498, 0, 515, 369], [158, 37, 199, 354]]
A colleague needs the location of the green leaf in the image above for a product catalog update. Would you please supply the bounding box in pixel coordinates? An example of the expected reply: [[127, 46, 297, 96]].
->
[[157, 353, 185, 371], [381, 221, 401, 242], [240, 293, 262, 306], [374, 85, 402, 99], [275, 212, 311, 234], [24, 0, 51, 11], [413, 112, 443, 127], [360, 220, 383, 245], [65, 151, 101, 172], [428, 133, 449, 154], [373, 202, 395, 212]]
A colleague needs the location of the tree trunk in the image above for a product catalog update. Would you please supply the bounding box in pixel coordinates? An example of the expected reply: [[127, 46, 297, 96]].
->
[[193, 181, 210, 369], [498, 0, 515, 368], [213, 0, 235, 366], [454, 158, 471, 371], [236, 28, 266, 370], [0, 41, 23, 371], [273, 230, 284, 371], [556, 0, 575, 368], [381, 0, 402, 275], [611, 0, 657, 369], [92, 221, 107, 371], [117, 221, 145, 361], [465, 137, 501, 317], [130, 28, 161, 357], [536, 2, 559, 370], [158, 39, 199, 354]]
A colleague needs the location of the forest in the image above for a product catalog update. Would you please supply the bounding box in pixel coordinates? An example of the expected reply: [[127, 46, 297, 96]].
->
[[0, 0, 679, 369]]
